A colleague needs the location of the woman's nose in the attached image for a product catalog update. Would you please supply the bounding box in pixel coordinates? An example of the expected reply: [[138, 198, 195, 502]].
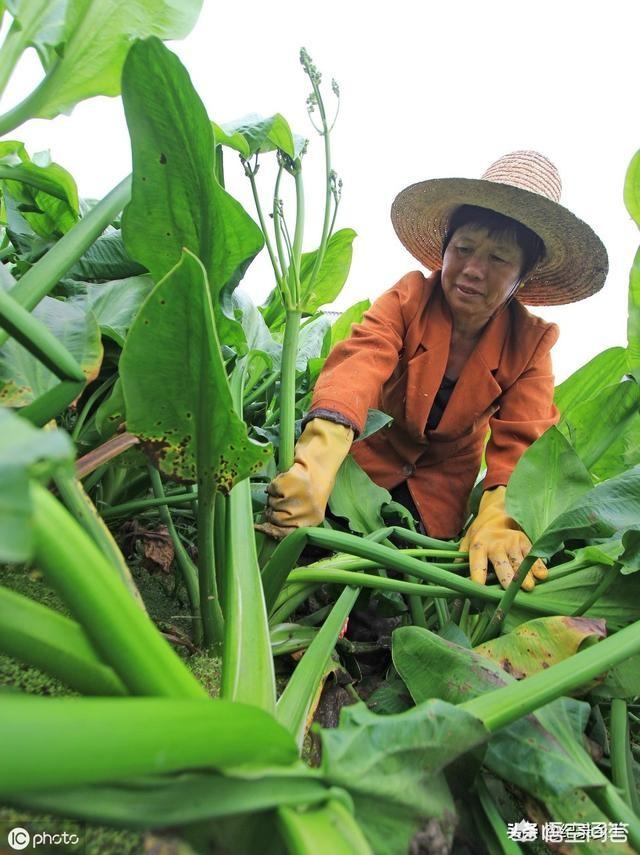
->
[[462, 253, 486, 278]]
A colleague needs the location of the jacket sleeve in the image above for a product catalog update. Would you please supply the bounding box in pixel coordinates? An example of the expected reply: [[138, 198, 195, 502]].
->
[[484, 323, 560, 489], [307, 272, 421, 434]]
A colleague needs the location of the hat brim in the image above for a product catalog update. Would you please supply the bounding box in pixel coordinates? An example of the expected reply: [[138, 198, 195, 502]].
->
[[391, 177, 608, 305]]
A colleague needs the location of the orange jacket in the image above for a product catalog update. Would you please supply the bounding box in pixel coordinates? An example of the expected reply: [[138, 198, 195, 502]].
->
[[310, 270, 560, 538]]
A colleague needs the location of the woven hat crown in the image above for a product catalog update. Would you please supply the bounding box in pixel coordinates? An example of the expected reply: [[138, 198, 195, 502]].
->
[[481, 150, 562, 204]]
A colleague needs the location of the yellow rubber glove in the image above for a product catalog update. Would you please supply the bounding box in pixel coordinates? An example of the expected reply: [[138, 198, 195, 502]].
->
[[260, 418, 354, 539], [459, 486, 548, 592]]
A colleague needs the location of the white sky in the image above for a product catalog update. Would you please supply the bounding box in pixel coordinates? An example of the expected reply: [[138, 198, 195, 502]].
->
[[3, 0, 639, 382]]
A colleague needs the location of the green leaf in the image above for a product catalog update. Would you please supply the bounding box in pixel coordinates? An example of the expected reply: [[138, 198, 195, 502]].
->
[[121, 38, 263, 349], [590, 654, 640, 700], [319, 699, 487, 855], [67, 230, 147, 281], [0, 0, 203, 126], [70, 274, 154, 346], [532, 464, 640, 559], [0, 295, 102, 406], [557, 381, 640, 478], [219, 113, 296, 158], [504, 566, 640, 633], [627, 246, 640, 378], [474, 616, 606, 679], [329, 455, 391, 534], [506, 427, 593, 542], [624, 149, 640, 227], [10, 771, 331, 830], [120, 249, 270, 488], [358, 409, 393, 441], [232, 288, 281, 367], [393, 626, 608, 799], [0, 143, 78, 238], [296, 314, 332, 371], [330, 299, 370, 348], [278, 799, 372, 855], [0, 409, 73, 562], [620, 529, 640, 574], [554, 347, 627, 417], [0, 695, 297, 795]]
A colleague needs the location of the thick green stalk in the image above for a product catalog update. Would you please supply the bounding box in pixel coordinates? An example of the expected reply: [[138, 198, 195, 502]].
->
[[278, 309, 302, 471], [270, 582, 320, 625], [610, 699, 640, 812], [0, 586, 126, 696], [20, 379, 85, 426], [0, 15, 34, 98], [572, 569, 617, 616], [276, 585, 358, 748], [196, 474, 224, 649], [590, 785, 640, 852], [289, 568, 473, 601], [54, 471, 145, 610], [0, 285, 85, 381], [273, 164, 289, 287], [277, 798, 372, 855], [220, 365, 276, 711], [262, 528, 546, 615], [147, 466, 200, 627], [31, 484, 207, 698], [0, 176, 131, 347], [462, 618, 640, 731], [0, 55, 62, 136], [246, 167, 284, 288]]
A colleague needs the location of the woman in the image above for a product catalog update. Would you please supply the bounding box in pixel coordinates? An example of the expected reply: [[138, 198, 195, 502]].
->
[[263, 151, 608, 591]]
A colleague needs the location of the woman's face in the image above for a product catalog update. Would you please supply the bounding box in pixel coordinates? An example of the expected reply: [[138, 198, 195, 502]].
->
[[441, 225, 524, 328]]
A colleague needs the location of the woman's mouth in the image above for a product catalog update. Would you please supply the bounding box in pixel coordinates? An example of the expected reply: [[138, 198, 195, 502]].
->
[[456, 284, 482, 297]]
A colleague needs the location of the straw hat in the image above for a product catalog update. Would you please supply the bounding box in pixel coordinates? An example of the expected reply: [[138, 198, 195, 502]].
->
[[390, 151, 608, 305]]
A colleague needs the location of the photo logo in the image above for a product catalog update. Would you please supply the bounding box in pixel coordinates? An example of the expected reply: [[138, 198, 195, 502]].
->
[[8, 827, 30, 851]]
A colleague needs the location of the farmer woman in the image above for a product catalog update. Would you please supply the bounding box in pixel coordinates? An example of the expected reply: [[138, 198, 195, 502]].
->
[[263, 151, 608, 591]]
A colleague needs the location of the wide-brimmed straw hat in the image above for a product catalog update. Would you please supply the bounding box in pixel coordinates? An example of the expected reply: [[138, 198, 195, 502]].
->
[[390, 151, 608, 306]]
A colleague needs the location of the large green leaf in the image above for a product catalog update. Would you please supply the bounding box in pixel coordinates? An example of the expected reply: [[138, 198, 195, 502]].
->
[[67, 230, 147, 282], [0, 141, 78, 238], [319, 700, 487, 855], [0, 295, 102, 406], [296, 314, 331, 370], [70, 274, 154, 346], [393, 626, 608, 799], [121, 37, 264, 348], [0, 408, 73, 562], [330, 299, 370, 349], [261, 229, 356, 328], [0, 695, 297, 795], [506, 427, 593, 542], [624, 149, 640, 227], [557, 381, 640, 478], [218, 113, 297, 159], [554, 347, 627, 417], [589, 653, 640, 700], [0, 0, 203, 126], [475, 616, 606, 679], [120, 249, 270, 488], [626, 246, 640, 378], [329, 455, 391, 534], [504, 566, 640, 632], [532, 464, 640, 559]]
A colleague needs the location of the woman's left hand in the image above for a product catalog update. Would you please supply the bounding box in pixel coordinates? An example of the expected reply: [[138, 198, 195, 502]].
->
[[459, 486, 548, 591]]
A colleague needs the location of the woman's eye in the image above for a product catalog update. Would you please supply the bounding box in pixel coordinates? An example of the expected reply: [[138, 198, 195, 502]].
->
[[491, 254, 507, 263], [456, 245, 472, 254]]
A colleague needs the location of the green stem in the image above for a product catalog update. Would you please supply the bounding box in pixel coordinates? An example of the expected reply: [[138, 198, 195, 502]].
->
[[270, 583, 320, 625], [477, 555, 536, 643], [196, 473, 224, 649], [0, 17, 33, 99], [590, 785, 640, 852], [304, 76, 333, 295], [244, 370, 279, 407], [273, 164, 289, 294], [0, 54, 62, 136], [289, 167, 305, 304], [247, 167, 284, 288], [31, 484, 206, 698], [101, 490, 197, 520], [71, 374, 117, 442], [147, 466, 200, 634], [0, 176, 131, 348], [571, 568, 617, 616], [610, 699, 640, 813], [462, 618, 640, 732], [0, 585, 126, 696], [0, 285, 85, 381], [19, 379, 85, 426], [288, 568, 460, 600], [54, 471, 145, 611], [278, 309, 302, 471]]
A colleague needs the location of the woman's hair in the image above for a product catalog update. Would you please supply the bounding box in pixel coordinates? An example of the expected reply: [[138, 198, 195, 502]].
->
[[442, 204, 546, 280]]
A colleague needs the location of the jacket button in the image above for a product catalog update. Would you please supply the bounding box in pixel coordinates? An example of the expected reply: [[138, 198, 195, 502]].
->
[[402, 463, 415, 477]]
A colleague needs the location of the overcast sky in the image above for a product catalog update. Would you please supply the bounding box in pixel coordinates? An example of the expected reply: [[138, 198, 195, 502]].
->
[[3, 0, 639, 383]]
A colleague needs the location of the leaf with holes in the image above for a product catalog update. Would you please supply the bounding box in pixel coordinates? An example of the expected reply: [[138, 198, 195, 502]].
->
[[120, 249, 270, 490]]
